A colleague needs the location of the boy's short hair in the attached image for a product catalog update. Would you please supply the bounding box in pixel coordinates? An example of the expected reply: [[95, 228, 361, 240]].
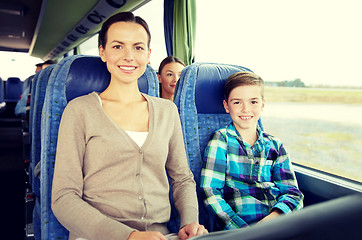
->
[[224, 71, 265, 101]]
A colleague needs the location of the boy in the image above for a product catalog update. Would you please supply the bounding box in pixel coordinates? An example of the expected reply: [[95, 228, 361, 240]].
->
[[200, 72, 303, 230]]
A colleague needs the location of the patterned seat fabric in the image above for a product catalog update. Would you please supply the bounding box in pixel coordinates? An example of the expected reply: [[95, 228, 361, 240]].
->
[[172, 62, 263, 232], [28, 66, 55, 239], [40, 55, 159, 240]]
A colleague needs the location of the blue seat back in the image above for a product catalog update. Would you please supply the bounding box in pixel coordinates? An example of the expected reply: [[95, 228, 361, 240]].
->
[[173, 62, 262, 232], [40, 55, 159, 240], [30, 66, 55, 196], [0, 77, 4, 103], [23, 75, 34, 92], [28, 67, 54, 240], [5, 77, 23, 102]]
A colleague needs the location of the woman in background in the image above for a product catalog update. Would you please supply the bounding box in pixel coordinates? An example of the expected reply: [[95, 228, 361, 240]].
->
[[158, 56, 185, 101]]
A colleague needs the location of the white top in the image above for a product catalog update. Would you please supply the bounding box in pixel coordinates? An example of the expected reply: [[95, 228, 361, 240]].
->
[[124, 130, 148, 148]]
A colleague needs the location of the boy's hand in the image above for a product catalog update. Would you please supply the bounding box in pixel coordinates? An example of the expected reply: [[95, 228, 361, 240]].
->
[[258, 208, 283, 224], [178, 222, 208, 240]]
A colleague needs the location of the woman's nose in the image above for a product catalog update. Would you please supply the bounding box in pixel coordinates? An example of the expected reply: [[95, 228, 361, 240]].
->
[[123, 48, 134, 61]]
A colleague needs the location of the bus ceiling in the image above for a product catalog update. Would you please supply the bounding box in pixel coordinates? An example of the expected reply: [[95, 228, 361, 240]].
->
[[0, 0, 151, 60]]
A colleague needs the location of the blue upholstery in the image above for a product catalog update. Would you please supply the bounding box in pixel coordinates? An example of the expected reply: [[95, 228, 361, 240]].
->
[[23, 75, 34, 92], [173, 62, 263, 232], [40, 55, 159, 240], [0, 78, 4, 112], [5, 77, 23, 102], [0, 77, 4, 103], [29, 66, 55, 240]]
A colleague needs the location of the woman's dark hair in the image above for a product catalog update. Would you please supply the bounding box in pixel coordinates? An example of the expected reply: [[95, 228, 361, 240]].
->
[[158, 56, 185, 74], [98, 12, 151, 48], [224, 71, 265, 102]]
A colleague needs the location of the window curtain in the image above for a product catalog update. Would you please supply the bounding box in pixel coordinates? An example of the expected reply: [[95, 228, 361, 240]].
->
[[163, 0, 196, 65], [163, 0, 174, 56]]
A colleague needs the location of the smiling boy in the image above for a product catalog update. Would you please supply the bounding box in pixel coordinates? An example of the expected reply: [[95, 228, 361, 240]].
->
[[200, 72, 303, 230]]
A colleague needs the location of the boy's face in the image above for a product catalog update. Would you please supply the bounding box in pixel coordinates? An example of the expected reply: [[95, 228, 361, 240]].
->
[[223, 85, 265, 134]]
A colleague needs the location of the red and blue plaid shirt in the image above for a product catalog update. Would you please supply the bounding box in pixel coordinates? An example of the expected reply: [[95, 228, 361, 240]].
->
[[200, 122, 303, 229]]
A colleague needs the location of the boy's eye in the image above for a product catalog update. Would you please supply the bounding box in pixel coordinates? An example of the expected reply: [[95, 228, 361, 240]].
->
[[135, 46, 144, 51], [251, 100, 258, 104], [167, 73, 173, 77], [112, 45, 122, 49], [233, 101, 240, 105]]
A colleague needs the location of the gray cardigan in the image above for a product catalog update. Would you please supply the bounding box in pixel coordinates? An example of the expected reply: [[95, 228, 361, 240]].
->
[[52, 92, 198, 240]]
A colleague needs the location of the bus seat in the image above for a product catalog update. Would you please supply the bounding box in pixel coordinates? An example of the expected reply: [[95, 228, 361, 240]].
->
[[5, 77, 23, 102], [0, 77, 4, 111], [40, 55, 159, 240], [28, 65, 55, 240], [172, 62, 262, 232], [23, 75, 34, 92]]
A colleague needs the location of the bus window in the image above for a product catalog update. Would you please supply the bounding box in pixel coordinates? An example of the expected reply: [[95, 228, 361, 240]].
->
[[77, 1, 166, 71], [195, 0, 362, 182], [78, 35, 99, 56], [133, 0, 167, 71]]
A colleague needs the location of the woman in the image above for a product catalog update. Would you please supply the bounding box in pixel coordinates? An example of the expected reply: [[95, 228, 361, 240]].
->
[[158, 56, 185, 101], [51, 12, 207, 240]]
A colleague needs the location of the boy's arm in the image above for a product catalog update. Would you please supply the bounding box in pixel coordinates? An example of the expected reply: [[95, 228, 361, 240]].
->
[[200, 131, 248, 229], [271, 144, 304, 214]]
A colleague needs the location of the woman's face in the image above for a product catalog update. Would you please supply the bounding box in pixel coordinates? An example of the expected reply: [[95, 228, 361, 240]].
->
[[158, 62, 184, 96], [99, 21, 150, 85]]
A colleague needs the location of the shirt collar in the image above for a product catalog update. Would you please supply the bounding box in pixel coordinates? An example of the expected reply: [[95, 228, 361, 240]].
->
[[226, 122, 265, 146]]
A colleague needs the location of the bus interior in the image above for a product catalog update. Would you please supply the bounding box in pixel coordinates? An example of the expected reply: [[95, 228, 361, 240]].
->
[[0, 0, 361, 239]]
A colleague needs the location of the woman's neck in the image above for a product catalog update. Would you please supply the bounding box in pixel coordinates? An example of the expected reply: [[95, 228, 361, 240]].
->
[[161, 91, 174, 101], [100, 79, 143, 103]]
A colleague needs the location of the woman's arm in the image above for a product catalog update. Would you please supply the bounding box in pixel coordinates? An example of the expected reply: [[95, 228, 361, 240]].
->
[[51, 102, 135, 240]]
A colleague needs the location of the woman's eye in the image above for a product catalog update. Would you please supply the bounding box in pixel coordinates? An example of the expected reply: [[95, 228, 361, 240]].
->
[[112, 45, 121, 49]]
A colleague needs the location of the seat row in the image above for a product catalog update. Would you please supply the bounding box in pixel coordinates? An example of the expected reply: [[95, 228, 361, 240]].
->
[[25, 55, 256, 240]]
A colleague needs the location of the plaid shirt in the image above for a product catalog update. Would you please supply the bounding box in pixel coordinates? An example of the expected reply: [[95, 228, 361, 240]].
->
[[200, 123, 303, 229]]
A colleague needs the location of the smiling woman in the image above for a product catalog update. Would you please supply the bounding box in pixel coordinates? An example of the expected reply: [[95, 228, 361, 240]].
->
[[51, 11, 206, 240]]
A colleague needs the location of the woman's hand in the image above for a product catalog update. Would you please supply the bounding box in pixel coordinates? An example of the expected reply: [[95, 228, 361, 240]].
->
[[178, 222, 208, 240], [128, 231, 168, 240]]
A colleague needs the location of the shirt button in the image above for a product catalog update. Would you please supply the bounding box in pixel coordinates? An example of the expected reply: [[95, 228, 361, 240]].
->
[[139, 150, 142, 154], [138, 195, 143, 200], [141, 217, 144, 220]]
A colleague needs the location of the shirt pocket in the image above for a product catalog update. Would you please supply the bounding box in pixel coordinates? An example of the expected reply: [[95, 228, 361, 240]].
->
[[259, 159, 274, 182]]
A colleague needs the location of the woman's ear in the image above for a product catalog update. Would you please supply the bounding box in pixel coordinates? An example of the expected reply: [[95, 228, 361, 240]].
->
[[99, 45, 106, 62], [223, 100, 230, 113], [157, 73, 162, 83]]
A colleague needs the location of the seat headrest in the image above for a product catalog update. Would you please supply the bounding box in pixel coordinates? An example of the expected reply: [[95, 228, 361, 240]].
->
[[7, 77, 21, 83], [193, 63, 253, 114], [65, 57, 111, 102], [64, 56, 158, 102]]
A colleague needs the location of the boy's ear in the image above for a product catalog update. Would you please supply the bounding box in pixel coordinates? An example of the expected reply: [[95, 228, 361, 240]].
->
[[223, 100, 230, 113], [261, 99, 265, 111]]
